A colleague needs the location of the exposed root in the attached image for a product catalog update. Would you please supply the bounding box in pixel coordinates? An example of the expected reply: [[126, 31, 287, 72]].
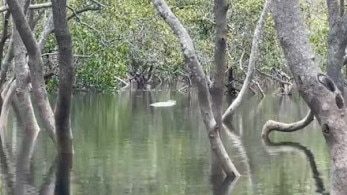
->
[[261, 110, 314, 138]]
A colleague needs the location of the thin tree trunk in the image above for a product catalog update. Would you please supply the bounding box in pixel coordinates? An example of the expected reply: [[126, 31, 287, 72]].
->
[[7, 0, 57, 143], [51, 0, 74, 193], [51, 0, 74, 154], [222, 0, 271, 120], [153, 0, 239, 177]]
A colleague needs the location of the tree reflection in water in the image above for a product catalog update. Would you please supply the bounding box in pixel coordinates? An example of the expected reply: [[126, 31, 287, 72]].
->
[[0, 136, 72, 195], [262, 137, 328, 195]]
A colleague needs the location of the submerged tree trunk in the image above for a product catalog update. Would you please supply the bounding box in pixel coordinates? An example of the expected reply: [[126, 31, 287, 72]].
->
[[8, 0, 56, 143], [222, 0, 271, 120], [51, 0, 74, 155], [51, 0, 74, 193], [153, 0, 239, 178], [272, 0, 347, 194]]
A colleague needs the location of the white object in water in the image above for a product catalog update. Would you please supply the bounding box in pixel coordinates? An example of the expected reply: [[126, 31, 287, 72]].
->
[[150, 100, 176, 107]]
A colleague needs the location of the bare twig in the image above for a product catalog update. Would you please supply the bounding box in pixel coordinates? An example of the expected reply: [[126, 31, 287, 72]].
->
[[256, 68, 292, 85]]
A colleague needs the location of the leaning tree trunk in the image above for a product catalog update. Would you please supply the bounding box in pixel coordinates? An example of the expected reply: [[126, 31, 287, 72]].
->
[[153, 0, 239, 178], [272, 0, 347, 194], [7, 0, 57, 143]]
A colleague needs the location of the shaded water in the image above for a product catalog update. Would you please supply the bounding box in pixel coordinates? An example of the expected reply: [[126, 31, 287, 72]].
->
[[0, 91, 330, 194]]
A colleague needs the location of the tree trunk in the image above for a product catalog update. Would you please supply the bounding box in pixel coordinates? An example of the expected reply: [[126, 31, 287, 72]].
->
[[51, 0, 74, 155], [326, 0, 347, 94], [272, 0, 347, 194], [7, 0, 57, 143], [51, 0, 74, 193], [153, 0, 239, 178]]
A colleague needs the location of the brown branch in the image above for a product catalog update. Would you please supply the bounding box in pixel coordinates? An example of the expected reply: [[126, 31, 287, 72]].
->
[[261, 110, 314, 138], [222, 0, 271, 121], [341, 0, 345, 16]]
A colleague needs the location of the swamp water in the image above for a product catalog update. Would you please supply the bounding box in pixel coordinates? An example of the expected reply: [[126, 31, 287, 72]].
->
[[0, 91, 330, 194]]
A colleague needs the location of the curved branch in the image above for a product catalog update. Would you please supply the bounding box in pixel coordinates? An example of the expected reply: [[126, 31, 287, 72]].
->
[[261, 110, 314, 138], [222, 0, 271, 121]]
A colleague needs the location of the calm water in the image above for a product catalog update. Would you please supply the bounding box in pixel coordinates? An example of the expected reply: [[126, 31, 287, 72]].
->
[[0, 91, 330, 194]]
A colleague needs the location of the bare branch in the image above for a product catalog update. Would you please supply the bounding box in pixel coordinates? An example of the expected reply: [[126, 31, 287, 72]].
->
[[38, 13, 53, 51], [67, 5, 100, 20], [0, 2, 51, 13], [261, 110, 314, 137], [222, 0, 271, 121], [252, 79, 265, 98], [256, 68, 292, 85]]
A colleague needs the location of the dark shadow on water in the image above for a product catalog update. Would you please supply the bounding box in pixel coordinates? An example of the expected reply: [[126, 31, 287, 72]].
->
[[262, 137, 329, 195], [0, 133, 73, 195], [211, 175, 238, 195], [54, 153, 73, 195]]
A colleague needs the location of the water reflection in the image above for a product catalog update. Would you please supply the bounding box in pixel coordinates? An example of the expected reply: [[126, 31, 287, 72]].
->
[[0, 124, 72, 195], [0, 92, 330, 194], [262, 137, 328, 194]]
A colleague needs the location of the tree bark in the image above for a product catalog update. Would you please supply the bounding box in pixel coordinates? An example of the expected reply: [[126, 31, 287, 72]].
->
[[153, 0, 239, 178], [8, 0, 56, 143], [326, 0, 347, 94], [51, 0, 74, 155], [222, 0, 271, 120], [51, 0, 74, 193], [261, 110, 314, 137], [272, 0, 347, 194]]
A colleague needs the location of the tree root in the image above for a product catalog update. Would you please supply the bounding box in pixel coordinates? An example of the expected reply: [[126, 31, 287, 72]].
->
[[261, 110, 314, 138]]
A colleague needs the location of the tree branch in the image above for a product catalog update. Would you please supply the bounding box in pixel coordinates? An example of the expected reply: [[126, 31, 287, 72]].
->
[[222, 0, 271, 121], [0, 2, 51, 13], [261, 110, 314, 137]]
